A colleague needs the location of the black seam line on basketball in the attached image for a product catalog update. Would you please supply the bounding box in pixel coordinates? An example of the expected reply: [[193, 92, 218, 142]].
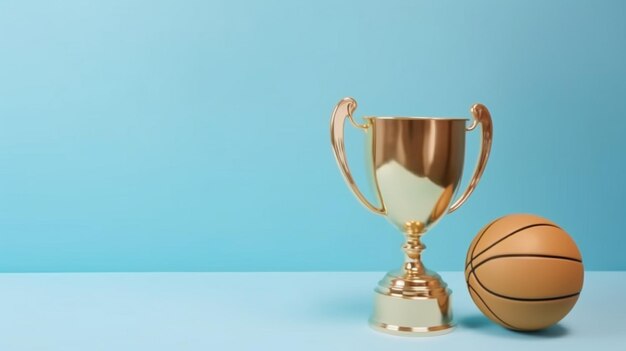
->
[[465, 222, 559, 270], [468, 283, 514, 328], [468, 220, 499, 300], [468, 219, 501, 275], [469, 219, 500, 260], [471, 223, 561, 262], [470, 253, 583, 273], [470, 270, 580, 302], [465, 223, 561, 270], [467, 283, 516, 329]]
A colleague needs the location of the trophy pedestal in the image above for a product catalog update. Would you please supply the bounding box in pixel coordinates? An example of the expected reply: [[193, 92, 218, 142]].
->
[[369, 269, 454, 336]]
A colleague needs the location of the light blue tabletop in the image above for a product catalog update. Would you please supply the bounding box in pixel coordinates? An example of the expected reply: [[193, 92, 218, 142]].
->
[[0, 272, 621, 350]]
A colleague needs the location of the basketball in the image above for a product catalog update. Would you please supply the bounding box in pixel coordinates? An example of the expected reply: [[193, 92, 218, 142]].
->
[[465, 214, 584, 331]]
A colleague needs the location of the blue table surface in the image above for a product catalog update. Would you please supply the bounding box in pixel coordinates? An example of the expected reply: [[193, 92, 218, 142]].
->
[[0, 272, 622, 350]]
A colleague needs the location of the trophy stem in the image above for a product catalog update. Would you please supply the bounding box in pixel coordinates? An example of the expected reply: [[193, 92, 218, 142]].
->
[[369, 220, 455, 336], [402, 221, 426, 276]]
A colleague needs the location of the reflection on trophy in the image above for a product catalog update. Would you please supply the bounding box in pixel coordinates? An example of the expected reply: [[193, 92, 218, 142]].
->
[[330, 97, 493, 336]]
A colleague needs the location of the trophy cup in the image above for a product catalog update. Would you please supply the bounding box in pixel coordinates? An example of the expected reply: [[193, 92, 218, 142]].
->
[[330, 97, 492, 336]]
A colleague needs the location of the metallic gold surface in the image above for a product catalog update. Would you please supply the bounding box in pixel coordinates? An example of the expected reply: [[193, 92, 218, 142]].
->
[[330, 97, 493, 336], [448, 104, 493, 213], [330, 97, 385, 215]]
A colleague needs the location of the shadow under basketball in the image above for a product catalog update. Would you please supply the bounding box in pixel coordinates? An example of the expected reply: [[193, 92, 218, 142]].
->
[[458, 314, 569, 338]]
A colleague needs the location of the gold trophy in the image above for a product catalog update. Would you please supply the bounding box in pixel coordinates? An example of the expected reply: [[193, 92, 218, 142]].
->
[[330, 97, 493, 336]]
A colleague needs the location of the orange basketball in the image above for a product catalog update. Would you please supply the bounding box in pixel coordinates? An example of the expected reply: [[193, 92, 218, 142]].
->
[[464, 214, 584, 331]]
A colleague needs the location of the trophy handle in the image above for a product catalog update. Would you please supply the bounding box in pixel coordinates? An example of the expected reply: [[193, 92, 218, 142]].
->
[[448, 103, 493, 213], [330, 97, 385, 215]]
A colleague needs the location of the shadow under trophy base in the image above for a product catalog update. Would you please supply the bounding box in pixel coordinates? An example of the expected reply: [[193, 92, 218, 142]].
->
[[330, 97, 492, 336]]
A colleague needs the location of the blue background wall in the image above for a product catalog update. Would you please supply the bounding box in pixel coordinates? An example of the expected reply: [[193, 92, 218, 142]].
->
[[1, 0, 624, 272]]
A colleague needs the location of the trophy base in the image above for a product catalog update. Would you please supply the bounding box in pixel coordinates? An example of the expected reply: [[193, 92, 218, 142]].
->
[[369, 269, 454, 336]]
